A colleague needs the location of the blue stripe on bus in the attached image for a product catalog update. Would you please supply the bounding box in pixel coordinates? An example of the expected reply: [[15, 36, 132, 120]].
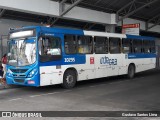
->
[[39, 54, 86, 66], [41, 27, 84, 35], [128, 53, 156, 59], [126, 35, 155, 40]]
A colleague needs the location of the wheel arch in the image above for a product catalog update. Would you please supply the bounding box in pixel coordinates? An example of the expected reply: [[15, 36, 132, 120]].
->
[[128, 63, 136, 73], [64, 67, 78, 81]]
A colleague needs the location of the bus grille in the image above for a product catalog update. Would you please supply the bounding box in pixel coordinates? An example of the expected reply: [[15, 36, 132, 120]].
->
[[10, 69, 28, 73], [14, 79, 25, 83], [13, 74, 26, 77]]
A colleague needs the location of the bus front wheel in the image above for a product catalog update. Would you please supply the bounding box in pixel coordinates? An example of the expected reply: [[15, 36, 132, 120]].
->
[[127, 64, 135, 79], [62, 70, 77, 89]]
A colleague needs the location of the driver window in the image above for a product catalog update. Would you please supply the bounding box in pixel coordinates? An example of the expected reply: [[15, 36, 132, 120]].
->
[[39, 36, 61, 62]]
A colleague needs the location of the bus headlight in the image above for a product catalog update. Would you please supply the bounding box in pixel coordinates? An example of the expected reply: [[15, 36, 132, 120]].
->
[[28, 69, 38, 78], [7, 69, 13, 77]]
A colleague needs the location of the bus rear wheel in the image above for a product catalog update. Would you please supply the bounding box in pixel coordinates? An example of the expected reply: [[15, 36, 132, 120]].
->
[[127, 64, 135, 79], [62, 70, 77, 89]]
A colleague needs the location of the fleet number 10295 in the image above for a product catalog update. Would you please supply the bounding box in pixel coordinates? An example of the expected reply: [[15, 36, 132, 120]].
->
[[64, 58, 75, 63]]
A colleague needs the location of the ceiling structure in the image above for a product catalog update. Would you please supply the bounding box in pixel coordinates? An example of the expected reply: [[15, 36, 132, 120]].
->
[[0, 0, 160, 36]]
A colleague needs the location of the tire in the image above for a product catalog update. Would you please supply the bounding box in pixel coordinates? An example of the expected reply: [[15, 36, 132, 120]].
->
[[127, 64, 135, 79], [62, 70, 77, 89]]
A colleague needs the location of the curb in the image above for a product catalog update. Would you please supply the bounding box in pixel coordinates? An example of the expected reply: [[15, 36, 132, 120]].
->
[[0, 84, 22, 90], [0, 85, 5, 89], [0, 84, 8, 89], [0, 84, 12, 89]]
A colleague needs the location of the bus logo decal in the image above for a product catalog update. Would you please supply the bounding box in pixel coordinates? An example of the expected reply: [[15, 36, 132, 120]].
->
[[100, 56, 117, 65]]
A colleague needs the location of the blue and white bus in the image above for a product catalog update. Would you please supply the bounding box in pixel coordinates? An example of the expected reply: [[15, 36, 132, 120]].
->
[[6, 26, 156, 88]]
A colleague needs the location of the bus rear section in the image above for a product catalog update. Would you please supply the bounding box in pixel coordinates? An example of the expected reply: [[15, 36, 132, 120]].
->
[[125, 35, 156, 74]]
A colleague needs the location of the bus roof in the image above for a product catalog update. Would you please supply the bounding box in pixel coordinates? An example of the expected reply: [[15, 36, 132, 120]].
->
[[22, 26, 84, 35], [84, 30, 126, 38], [13, 26, 156, 40]]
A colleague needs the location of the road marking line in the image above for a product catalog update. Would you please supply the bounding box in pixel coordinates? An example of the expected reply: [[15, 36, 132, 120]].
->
[[29, 90, 72, 98], [30, 92, 59, 98], [108, 80, 130, 84], [8, 98, 22, 101], [89, 85, 97, 87], [76, 79, 132, 89]]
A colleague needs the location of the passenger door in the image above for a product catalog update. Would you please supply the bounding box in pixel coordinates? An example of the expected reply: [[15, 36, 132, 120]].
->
[[107, 37, 121, 76], [39, 33, 63, 86], [76, 35, 95, 80], [94, 36, 109, 78]]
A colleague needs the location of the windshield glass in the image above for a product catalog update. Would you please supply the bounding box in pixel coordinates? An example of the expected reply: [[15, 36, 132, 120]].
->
[[8, 37, 36, 66]]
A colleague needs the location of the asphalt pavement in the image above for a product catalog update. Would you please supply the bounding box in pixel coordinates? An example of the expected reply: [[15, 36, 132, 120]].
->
[[0, 69, 160, 120]]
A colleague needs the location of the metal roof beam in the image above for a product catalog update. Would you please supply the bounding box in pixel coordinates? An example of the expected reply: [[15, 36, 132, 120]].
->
[[83, 23, 96, 30], [117, 0, 136, 15], [81, 1, 114, 13], [94, 0, 103, 5], [60, 0, 83, 16], [0, 0, 115, 26], [146, 13, 160, 30], [59, 0, 68, 13], [87, 23, 96, 30], [50, 0, 83, 26], [147, 13, 160, 23], [0, 9, 5, 18], [50, 18, 59, 26], [147, 20, 160, 30], [60, 0, 68, 4], [117, 0, 158, 22]]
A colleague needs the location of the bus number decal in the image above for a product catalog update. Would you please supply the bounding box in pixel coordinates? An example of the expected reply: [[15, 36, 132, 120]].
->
[[64, 58, 75, 63]]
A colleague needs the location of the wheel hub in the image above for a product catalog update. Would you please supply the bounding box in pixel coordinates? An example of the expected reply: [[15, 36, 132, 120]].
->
[[66, 75, 74, 84]]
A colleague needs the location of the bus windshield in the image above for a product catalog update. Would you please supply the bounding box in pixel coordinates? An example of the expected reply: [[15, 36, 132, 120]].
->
[[8, 37, 36, 66]]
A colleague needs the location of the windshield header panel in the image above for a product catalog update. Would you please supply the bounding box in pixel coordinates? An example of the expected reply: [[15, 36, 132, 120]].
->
[[10, 29, 36, 39]]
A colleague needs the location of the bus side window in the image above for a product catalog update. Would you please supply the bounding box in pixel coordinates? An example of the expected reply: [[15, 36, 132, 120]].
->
[[77, 35, 92, 54], [94, 36, 108, 54], [109, 37, 121, 54], [150, 40, 155, 53], [122, 38, 131, 53], [64, 35, 76, 54], [133, 39, 142, 53], [143, 40, 151, 53]]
